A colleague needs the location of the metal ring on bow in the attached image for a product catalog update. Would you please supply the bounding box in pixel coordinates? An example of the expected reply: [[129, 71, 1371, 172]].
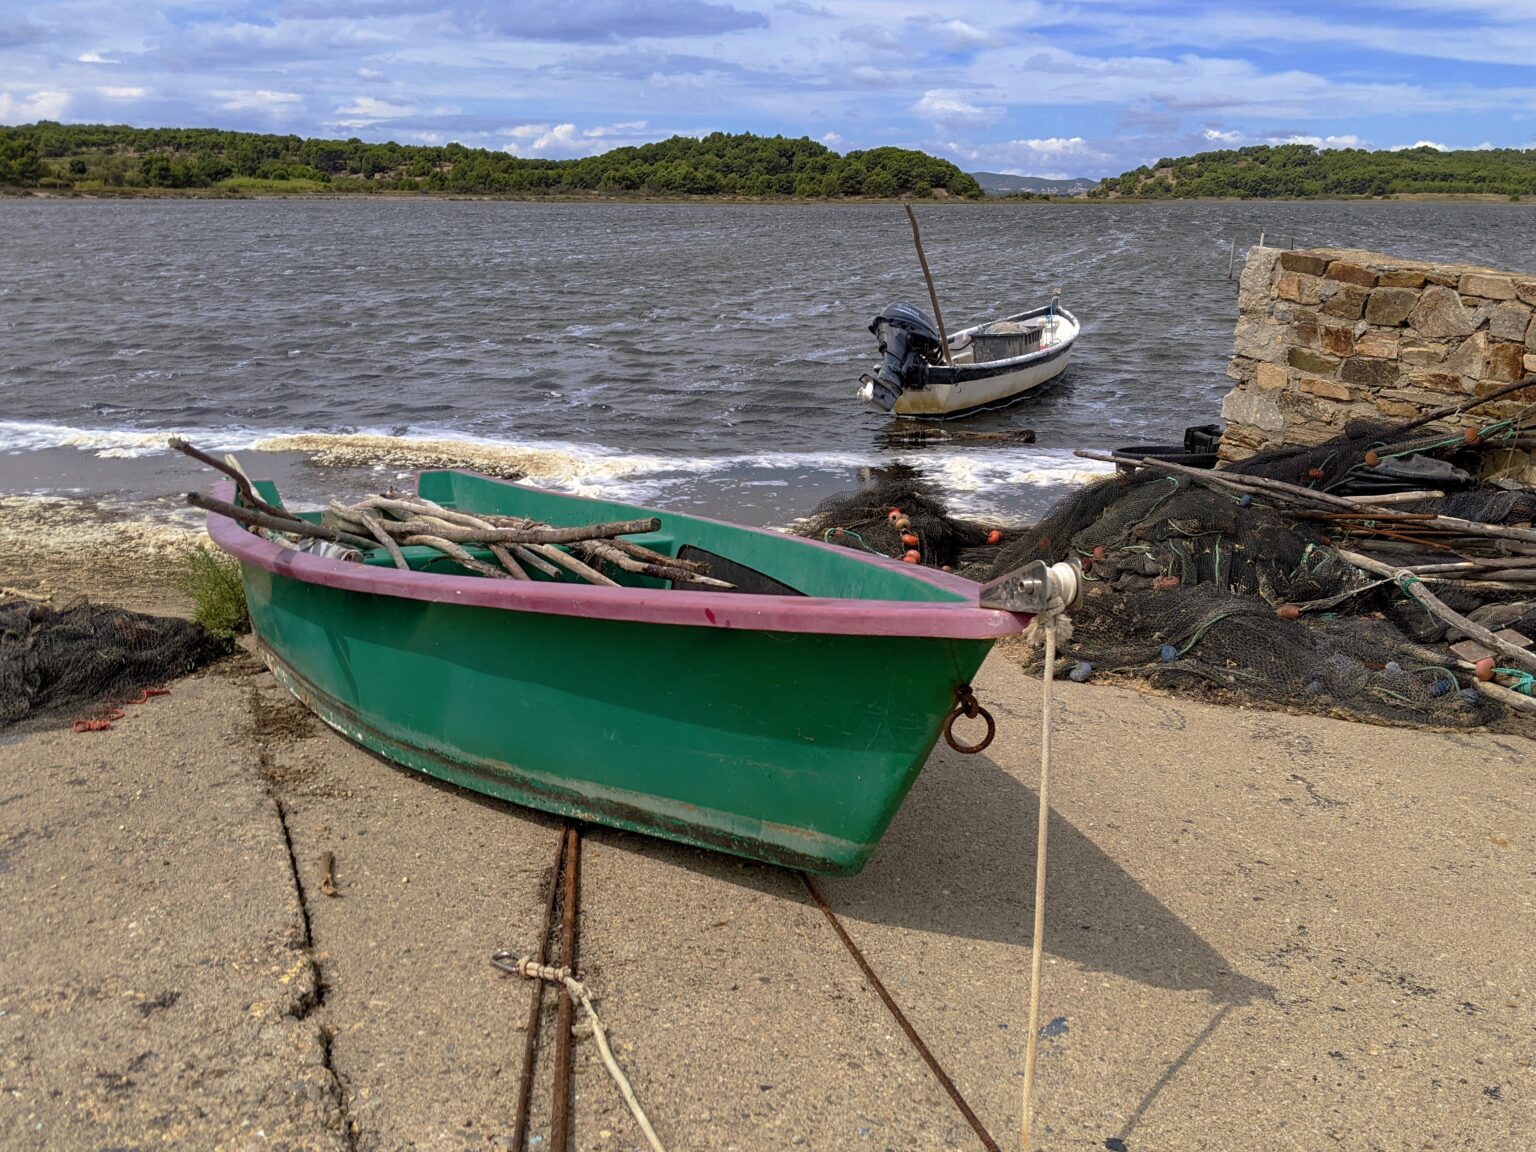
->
[[943, 684, 996, 753]]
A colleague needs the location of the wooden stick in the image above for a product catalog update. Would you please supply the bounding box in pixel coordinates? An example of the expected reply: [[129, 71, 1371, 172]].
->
[[1390, 374, 1536, 438], [348, 516, 661, 546], [512, 545, 563, 579], [356, 495, 491, 530], [1081, 450, 1536, 548], [1474, 678, 1536, 714], [1340, 490, 1444, 505], [905, 205, 953, 368], [1417, 578, 1536, 592], [532, 544, 620, 587], [401, 535, 513, 580], [488, 544, 530, 580], [359, 511, 409, 571], [170, 438, 296, 521], [573, 540, 734, 588], [188, 492, 376, 551], [1337, 549, 1536, 674], [1075, 450, 1342, 508], [605, 538, 711, 574]]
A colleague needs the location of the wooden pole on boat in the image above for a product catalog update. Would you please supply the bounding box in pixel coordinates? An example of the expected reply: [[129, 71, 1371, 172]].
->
[[1227, 239, 1236, 280], [905, 205, 954, 368]]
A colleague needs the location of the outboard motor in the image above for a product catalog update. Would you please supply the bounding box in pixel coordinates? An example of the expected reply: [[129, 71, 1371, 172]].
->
[[859, 302, 943, 412]]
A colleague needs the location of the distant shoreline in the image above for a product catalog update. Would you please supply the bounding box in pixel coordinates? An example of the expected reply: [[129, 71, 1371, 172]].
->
[[3, 187, 1528, 205]]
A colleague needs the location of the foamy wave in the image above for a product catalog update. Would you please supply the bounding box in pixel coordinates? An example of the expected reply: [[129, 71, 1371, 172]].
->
[[0, 421, 247, 458], [0, 420, 1112, 513], [249, 432, 727, 489]]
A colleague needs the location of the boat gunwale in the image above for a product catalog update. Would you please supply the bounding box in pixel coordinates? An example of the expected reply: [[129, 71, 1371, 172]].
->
[[206, 478, 1028, 639], [939, 305, 1080, 376]]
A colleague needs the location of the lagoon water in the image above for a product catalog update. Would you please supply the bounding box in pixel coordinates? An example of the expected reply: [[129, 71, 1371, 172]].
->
[[2, 198, 1533, 525]]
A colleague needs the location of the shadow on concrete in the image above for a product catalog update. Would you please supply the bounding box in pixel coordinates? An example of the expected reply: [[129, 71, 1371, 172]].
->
[[339, 727, 1268, 1007], [821, 745, 1273, 1005]]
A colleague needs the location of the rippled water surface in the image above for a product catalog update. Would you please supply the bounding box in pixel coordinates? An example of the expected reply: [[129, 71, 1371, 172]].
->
[[3, 198, 1533, 522]]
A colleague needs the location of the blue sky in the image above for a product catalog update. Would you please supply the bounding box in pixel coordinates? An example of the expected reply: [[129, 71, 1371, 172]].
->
[[2, 0, 1532, 178]]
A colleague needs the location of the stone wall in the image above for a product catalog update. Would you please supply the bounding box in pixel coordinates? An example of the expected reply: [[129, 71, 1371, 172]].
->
[[1221, 246, 1536, 461]]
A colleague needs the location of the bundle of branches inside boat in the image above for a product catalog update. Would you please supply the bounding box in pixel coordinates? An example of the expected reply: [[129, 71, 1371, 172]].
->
[[172, 439, 731, 590], [980, 379, 1536, 729]]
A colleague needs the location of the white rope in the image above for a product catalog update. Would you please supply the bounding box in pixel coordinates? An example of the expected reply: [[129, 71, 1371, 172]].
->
[[1020, 606, 1067, 1151], [514, 958, 668, 1152]]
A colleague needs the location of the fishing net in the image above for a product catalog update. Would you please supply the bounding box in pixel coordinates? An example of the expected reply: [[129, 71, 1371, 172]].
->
[[0, 598, 231, 728], [792, 465, 1000, 571], [798, 401, 1536, 727], [978, 461, 1535, 729]]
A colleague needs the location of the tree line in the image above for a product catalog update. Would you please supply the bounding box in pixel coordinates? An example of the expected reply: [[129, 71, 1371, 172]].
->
[[1093, 143, 1536, 199], [0, 122, 984, 200]]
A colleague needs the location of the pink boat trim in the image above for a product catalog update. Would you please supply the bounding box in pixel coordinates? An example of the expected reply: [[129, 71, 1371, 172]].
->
[[205, 479, 1028, 640]]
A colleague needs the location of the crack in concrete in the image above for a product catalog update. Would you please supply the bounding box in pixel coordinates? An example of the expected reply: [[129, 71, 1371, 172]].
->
[[249, 680, 360, 1151]]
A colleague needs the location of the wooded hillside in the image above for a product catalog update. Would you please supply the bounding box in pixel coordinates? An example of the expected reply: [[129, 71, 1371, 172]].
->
[[0, 122, 984, 199], [1093, 144, 1536, 199]]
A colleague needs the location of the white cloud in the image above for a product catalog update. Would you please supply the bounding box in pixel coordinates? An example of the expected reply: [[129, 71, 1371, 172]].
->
[[914, 88, 999, 126], [583, 119, 648, 138], [1268, 133, 1363, 148], [938, 133, 1112, 178], [822, 130, 842, 147], [500, 119, 662, 158], [1203, 128, 1244, 143], [1014, 136, 1097, 157], [215, 90, 303, 113], [1388, 140, 1450, 151], [0, 90, 71, 123], [77, 52, 117, 64], [336, 96, 415, 118], [96, 87, 146, 100], [931, 19, 990, 52], [356, 68, 386, 82]]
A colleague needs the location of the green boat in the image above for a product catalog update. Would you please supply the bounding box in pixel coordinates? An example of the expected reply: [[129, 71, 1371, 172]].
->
[[208, 469, 1029, 874]]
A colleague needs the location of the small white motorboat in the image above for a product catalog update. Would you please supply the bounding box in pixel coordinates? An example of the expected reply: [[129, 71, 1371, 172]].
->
[[858, 299, 1080, 419]]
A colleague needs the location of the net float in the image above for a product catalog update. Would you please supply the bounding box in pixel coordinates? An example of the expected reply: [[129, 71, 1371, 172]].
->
[[986, 529, 1002, 545], [1276, 604, 1301, 619], [902, 550, 921, 563], [893, 516, 911, 530], [1152, 575, 1180, 590], [1474, 657, 1496, 681], [1364, 449, 1380, 467], [901, 532, 919, 547]]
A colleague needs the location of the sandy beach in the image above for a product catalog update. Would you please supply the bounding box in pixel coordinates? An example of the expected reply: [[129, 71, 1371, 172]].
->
[[1, 503, 1531, 1151]]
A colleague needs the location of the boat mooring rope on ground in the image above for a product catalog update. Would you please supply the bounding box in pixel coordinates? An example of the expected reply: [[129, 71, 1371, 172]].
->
[[493, 823, 666, 1152], [1020, 594, 1072, 1151], [494, 955, 668, 1152], [801, 874, 1003, 1152]]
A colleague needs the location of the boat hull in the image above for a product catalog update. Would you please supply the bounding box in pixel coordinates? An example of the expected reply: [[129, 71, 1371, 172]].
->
[[222, 475, 1013, 874], [878, 304, 1079, 419], [892, 341, 1073, 418]]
